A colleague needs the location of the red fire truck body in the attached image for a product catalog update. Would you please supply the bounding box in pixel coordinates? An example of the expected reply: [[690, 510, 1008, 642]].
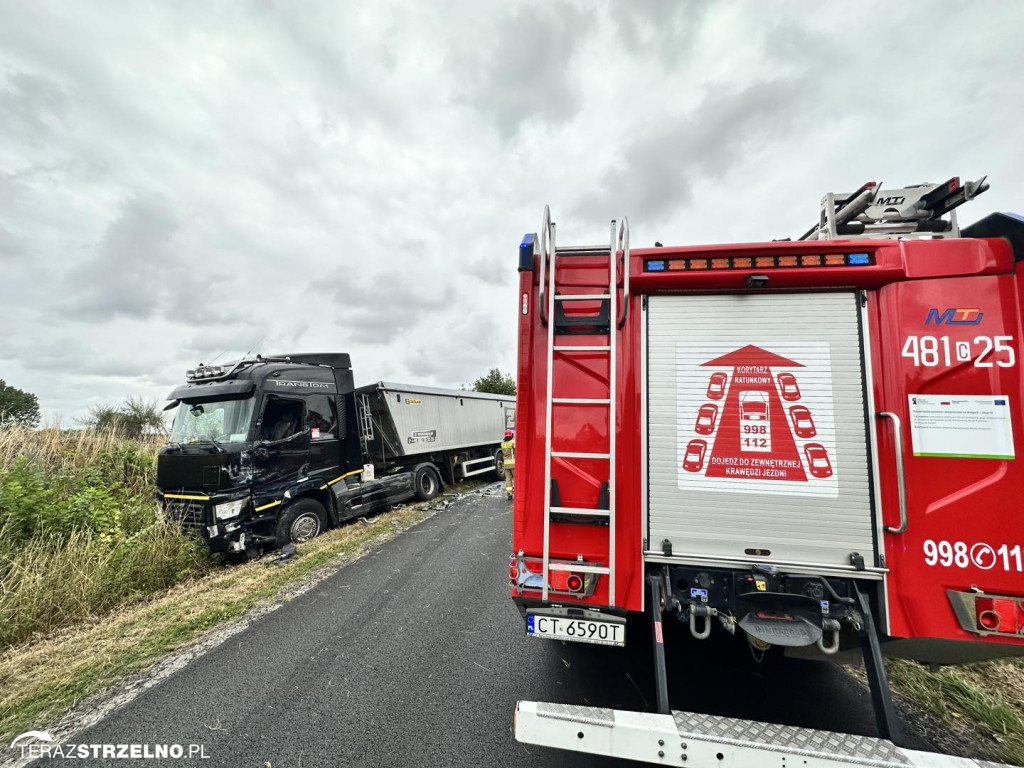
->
[[511, 183, 1024, 763]]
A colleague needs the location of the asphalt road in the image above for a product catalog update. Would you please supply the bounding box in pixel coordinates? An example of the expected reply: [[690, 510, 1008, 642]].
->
[[59, 485, 934, 767]]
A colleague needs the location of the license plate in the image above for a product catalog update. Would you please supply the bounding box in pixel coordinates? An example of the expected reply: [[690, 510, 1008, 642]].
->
[[526, 614, 625, 646]]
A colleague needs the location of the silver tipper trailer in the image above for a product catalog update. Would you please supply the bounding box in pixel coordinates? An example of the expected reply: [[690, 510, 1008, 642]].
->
[[355, 382, 516, 481]]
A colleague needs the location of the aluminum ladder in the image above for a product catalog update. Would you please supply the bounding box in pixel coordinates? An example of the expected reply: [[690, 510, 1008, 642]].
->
[[538, 205, 629, 606]]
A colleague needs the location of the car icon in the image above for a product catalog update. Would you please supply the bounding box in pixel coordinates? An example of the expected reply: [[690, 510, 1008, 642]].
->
[[694, 403, 719, 435], [777, 372, 801, 401], [789, 406, 816, 438], [803, 443, 832, 478], [706, 372, 728, 400], [739, 391, 769, 421], [683, 439, 708, 472]]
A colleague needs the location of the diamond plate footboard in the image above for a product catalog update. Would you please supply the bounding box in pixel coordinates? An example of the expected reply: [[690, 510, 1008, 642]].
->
[[514, 701, 1010, 768]]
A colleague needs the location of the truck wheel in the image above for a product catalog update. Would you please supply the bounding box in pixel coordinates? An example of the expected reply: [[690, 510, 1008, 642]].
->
[[493, 449, 505, 481], [276, 498, 326, 546], [414, 465, 440, 501]]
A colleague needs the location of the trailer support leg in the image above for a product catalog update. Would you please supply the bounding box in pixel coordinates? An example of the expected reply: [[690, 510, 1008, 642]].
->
[[647, 573, 670, 715], [854, 582, 902, 745]]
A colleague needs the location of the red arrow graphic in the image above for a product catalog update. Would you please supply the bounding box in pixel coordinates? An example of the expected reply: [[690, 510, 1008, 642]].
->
[[700, 345, 808, 482]]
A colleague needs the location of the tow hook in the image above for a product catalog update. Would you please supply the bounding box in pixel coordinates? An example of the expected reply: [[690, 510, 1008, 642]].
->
[[817, 618, 841, 654], [689, 603, 717, 640], [717, 612, 737, 635]]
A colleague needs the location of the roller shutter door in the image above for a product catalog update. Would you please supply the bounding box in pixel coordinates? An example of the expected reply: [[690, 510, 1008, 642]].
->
[[647, 292, 875, 568]]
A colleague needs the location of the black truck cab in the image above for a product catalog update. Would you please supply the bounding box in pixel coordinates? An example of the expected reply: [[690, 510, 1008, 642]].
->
[[157, 354, 434, 554]]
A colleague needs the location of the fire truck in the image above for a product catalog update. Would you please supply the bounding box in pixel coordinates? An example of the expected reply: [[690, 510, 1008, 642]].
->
[[510, 178, 1024, 766]]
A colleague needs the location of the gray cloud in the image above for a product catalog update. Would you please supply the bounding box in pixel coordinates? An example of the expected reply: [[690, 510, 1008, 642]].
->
[[0, 225, 25, 260], [611, 0, 710, 66], [449, 3, 596, 140], [0, 70, 72, 144], [576, 77, 809, 225], [63, 195, 183, 319]]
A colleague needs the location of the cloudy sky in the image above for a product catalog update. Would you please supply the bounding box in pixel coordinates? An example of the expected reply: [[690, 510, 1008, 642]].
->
[[1, 1, 1022, 424]]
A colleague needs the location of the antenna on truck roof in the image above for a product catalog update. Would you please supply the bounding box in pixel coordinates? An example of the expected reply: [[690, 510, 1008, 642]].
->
[[243, 335, 266, 360], [799, 176, 989, 241]]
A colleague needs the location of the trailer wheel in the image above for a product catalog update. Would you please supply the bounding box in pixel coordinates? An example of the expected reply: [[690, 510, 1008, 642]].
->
[[276, 498, 326, 546], [493, 448, 504, 481], [414, 465, 440, 501]]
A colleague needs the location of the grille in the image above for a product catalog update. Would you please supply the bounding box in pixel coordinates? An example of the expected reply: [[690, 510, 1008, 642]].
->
[[165, 500, 208, 532]]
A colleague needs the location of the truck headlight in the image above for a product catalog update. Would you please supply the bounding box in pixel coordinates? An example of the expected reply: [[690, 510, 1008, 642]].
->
[[215, 499, 246, 520]]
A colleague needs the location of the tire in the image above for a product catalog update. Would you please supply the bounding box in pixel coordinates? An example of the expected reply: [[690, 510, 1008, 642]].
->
[[493, 449, 505, 481], [414, 465, 441, 501], [276, 498, 326, 547]]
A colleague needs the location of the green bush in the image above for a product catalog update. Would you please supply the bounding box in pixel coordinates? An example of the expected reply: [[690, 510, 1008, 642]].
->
[[0, 435, 213, 650], [0, 459, 56, 545], [94, 443, 156, 496]]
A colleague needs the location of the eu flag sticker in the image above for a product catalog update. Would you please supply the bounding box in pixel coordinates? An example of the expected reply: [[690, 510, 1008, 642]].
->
[[995, 399, 1007, 406]]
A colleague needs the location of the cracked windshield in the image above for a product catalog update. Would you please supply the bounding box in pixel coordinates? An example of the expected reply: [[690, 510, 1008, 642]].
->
[[169, 398, 254, 443]]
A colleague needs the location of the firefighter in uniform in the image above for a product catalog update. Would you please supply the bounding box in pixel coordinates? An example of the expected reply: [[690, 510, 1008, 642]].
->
[[501, 429, 515, 500]]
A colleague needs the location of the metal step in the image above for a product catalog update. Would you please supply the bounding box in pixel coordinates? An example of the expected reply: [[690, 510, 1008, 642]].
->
[[551, 398, 610, 405], [547, 562, 609, 574], [551, 451, 610, 459], [514, 701, 1011, 767], [549, 506, 610, 517], [554, 245, 612, 256], [553, 345, 611, 352], [555, 293, 612, 301]]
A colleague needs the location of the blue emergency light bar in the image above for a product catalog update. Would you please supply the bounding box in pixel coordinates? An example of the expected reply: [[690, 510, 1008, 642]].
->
[[643, 252, 874, 272], [519, 233, 536, 272]]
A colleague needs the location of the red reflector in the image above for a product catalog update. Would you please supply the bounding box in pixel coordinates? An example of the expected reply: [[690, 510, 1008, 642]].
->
[[949, 177, 961, 192], [711, 258, 730, 270], [755, 610, 793, 621], [732, 257, 752, 269], [777, 256, 798, 267], [801, 255, 822, 267], [978, 609, 1001, 631], [755, 256, 774, 268], [825, 254, 846, 266], [689, 258, 709, 270]]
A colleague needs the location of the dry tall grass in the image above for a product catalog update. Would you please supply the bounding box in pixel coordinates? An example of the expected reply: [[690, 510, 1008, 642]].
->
[[0, 426, 162, 493]]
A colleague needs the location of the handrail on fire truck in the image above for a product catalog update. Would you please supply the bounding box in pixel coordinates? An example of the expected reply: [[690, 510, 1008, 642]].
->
[[799, 176, 989, 241], [538, 207, 629, 606]]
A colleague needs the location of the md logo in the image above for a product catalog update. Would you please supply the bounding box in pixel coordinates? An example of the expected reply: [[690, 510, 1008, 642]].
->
[[926, 308, 983, 326]]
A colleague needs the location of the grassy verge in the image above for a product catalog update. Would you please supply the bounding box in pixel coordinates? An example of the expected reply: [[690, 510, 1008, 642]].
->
[[0, 490, 474, 745], [1, 427, 214, 648], [888, 657, 1024, 765]]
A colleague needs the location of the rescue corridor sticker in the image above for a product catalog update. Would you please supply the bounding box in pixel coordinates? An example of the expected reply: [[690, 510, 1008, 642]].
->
[[675, 342, 839, 498]]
